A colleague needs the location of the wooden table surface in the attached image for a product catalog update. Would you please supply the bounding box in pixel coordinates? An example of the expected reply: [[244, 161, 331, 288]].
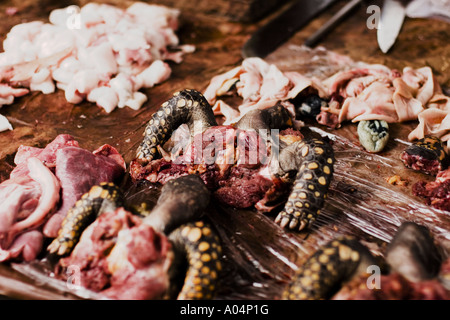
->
[[0, 0, 449, 300]]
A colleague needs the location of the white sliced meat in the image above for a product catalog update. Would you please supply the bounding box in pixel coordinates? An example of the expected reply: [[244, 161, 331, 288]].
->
[[0, 230, 43, 262], [408, 108, 450, 142], [135, 60, 171, 89], [212, 100, 241, 125], [125, 92, 148, 111], [0, 83, 29, 109], [0, 84, 29, 98], [0, 3, 192, 116], [203, 65, 243, 104], [9, 157, 60, 235], [392, 77, 424, 122], [203, 57, 325, 125], [0, 114, 13, 132], [87, 86, 119, 113], [72, 69, 100, 95], [86, 42, 118, 76]]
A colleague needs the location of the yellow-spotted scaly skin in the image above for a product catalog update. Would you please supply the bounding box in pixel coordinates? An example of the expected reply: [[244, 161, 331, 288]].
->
[[47, 182, 123, 256], [283, 236, 374, 300], [169, 220, 222, 300], [411, 136, 447, 161], [275, 137, 335, 231], [401, 136, 450, 175], [136, 89, 217, 162]]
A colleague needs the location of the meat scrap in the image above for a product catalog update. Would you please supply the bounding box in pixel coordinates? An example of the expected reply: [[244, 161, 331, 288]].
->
[[0, 158, 60, 262], [0, 134, 125, 262], [205, 59, 450, 151], [131, 125, 275, 209], [401, 136, 450, 176], [412, 169, 450, 212], [203, 57, 327, 126], [332, 273, 450, 300], [321, 65, 450, 148], [56, 208, 172, 300], [400, 136, 450, 211], [0, 2, 194, 131], [386, 174, 409, 187]]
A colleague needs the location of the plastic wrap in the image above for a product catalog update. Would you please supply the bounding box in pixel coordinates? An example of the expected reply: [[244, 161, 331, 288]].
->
[[3, 45, 450, 300]]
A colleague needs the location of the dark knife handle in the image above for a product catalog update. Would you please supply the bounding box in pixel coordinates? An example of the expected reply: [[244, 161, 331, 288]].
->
[[242, 0, 339, 58], [304, 0, 363, 47]]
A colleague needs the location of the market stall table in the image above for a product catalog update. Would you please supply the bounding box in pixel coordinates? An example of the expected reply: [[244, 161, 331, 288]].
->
[[0, 0, 449, 299]]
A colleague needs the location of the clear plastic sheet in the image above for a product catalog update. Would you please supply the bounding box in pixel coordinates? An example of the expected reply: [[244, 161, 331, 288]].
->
[[10, 121, 450, 300], [3, 45, 450, 300]]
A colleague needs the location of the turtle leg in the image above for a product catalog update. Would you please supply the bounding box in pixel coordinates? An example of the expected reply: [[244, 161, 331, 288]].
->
[[144, 175, 221, 300], [47, 182, 123, 256], [168, 220, 223, 300], [142, 174, 211, 234], [283, 236, 375, 300], [136, 89, 217, 163], [274, 137, 335, 231]]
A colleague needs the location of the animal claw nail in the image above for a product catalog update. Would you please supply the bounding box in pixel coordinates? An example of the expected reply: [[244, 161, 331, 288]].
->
[[274, 214, 282, 224], [299, 220, 307, 231], [289, 219, 299, 229], [280, 217, 290, 229]]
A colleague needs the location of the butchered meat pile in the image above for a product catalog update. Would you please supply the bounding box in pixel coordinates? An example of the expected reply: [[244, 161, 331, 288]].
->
[[204, 58, 450, 149], [55, 208, 172, 300], [0, 2, 194, 131], [0, 134, 125, 262]]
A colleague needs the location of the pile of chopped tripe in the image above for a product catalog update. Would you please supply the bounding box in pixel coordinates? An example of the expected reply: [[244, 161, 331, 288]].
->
[[0, 2, 195, 131]]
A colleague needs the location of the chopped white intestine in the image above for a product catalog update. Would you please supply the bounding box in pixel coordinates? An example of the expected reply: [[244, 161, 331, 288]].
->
[[0, 115, 13, 132], [0, 2, 193, 115]]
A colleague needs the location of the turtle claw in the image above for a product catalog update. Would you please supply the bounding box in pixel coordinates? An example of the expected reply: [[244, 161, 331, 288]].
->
[[299, 220, 308, 231], [289, 218, 299, 230], [275, 210, 313, 232], [275, 211, 310, 231]]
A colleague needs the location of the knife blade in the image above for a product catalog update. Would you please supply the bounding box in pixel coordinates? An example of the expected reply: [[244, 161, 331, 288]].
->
[[242, 0, 339, 58], [377, 0, 406, 53]]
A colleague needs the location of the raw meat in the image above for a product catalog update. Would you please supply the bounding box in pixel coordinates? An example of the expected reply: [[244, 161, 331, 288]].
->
[[0, 157, 60, 262], [0, 2, 194, 131], [0, 134, 125, 262], [43, 143, 126, 238], [56, 208, 172, 300], [321, 65, 450, 148], [8, 158, 60, 237], [332, 273, 450, 300], [206, 59, 450, 150], [203, 57, 326, 125], [131, 125, 276, 209], [11, 134, 79, 179], [412, 168, 450, 211]]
